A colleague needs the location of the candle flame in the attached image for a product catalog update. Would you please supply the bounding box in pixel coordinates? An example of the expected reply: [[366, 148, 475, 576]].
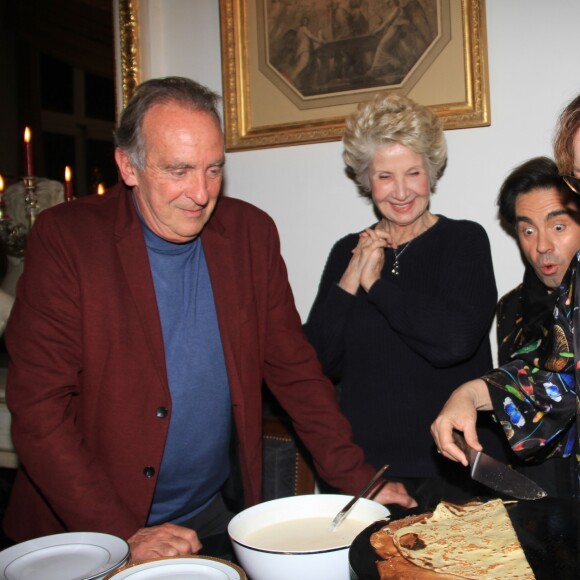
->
[[24, 127, 31, 143], [0, 175, 4, 192], [97, 183, 105, 195], [65, 166, 72, 182]]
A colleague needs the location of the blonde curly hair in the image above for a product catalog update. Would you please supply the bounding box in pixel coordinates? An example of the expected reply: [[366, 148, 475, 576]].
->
[[553, 94, 580, 176], [342, 93, 447, 196]]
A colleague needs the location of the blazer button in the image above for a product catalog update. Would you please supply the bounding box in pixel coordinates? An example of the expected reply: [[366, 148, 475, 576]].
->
[[156, 407, 168, 418], [143, 466, 155, 478]]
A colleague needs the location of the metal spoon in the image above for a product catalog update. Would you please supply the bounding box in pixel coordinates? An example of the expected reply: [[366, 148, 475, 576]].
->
[[330, 464, 389, 531]]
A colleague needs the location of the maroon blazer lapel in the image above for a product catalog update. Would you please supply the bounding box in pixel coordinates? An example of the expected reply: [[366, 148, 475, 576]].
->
[[114, 190, 169, 394], [202, 208, 243, 407]]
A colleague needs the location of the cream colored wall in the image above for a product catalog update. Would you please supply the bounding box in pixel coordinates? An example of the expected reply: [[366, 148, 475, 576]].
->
[[126, 0, 580, 364]]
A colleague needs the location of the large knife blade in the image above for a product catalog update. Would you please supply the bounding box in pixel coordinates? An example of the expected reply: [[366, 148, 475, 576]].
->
[[452, 432, 547, 501]]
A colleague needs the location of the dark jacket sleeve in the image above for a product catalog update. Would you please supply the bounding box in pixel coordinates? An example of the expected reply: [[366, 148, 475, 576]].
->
[[484, 364, 576, 460], [303, 235, 358, 380], [256, 221, 377, 494], [482, 256, 578, 460], [496, 285, 524, 366], [365, 223, 497, 367], [306, 223, 497, 372], [5, 207, 143, 538]]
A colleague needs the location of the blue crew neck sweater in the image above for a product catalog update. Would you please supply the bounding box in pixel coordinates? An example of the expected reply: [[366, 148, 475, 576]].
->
[[141, 224, 231, 525]]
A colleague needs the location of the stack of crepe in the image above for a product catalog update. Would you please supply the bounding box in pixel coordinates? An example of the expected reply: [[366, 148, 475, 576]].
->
[[370, 499, 534, 579]]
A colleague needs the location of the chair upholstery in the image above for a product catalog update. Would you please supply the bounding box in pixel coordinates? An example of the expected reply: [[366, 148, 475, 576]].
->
[[262, 415, 315, 500]]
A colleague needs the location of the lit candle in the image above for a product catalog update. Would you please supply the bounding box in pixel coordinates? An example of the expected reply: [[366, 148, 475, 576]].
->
[[23, 127, 34, 177], [0, 174, 7, 220], [97, 183, 105, 195], [64, 166, 74, 202]]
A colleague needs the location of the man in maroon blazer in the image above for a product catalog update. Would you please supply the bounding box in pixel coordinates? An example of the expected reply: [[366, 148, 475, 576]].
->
[[3, 77, 415, 561]]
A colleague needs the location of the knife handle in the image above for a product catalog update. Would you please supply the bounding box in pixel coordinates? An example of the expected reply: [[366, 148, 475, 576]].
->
[[451, 431, 471, 464]]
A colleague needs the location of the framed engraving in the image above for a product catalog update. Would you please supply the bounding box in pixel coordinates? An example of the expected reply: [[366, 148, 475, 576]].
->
[[220, 0, 490, 151]]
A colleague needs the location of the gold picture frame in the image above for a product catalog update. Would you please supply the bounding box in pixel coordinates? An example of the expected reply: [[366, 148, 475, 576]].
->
[[220, 0, 490, 151], [118, 0, 141, 110]]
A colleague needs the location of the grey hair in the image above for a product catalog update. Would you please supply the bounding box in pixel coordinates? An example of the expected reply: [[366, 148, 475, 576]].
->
[[114, 76, 222, 170], [342, 93, 447, 196]]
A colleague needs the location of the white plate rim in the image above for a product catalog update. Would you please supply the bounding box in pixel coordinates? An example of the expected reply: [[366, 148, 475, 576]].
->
[[104, 555, 246, 579], [0, 531, 130, 580]]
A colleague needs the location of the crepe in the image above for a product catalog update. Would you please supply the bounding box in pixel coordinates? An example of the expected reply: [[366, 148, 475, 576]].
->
[[370, 500, 534, 579]]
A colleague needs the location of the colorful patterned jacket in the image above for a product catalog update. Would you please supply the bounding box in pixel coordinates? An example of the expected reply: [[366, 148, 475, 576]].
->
[[484, 252, 579, 495]]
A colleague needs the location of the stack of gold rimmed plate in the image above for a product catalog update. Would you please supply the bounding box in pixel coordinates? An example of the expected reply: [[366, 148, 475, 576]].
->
[[0, 531, 130, 579], [104, 555, 246, 579]]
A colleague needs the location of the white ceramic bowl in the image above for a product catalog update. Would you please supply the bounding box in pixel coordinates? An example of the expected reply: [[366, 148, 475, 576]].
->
[[227, 494, 389, 580]]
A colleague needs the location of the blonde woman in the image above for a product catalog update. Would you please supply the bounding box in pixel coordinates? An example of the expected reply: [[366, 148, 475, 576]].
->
[[306, 94, 506, 508]]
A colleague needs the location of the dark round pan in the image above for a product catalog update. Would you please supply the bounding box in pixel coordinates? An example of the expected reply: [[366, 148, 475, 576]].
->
[[349, 498, 578, 580]]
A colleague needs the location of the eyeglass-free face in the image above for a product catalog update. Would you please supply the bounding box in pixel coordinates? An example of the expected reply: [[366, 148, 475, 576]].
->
[[516, 186, 580, 289]]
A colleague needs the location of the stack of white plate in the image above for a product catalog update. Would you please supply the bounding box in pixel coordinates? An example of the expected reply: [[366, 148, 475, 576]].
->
[[104, 556, 247, 579], [0, 531, 130, 579]]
